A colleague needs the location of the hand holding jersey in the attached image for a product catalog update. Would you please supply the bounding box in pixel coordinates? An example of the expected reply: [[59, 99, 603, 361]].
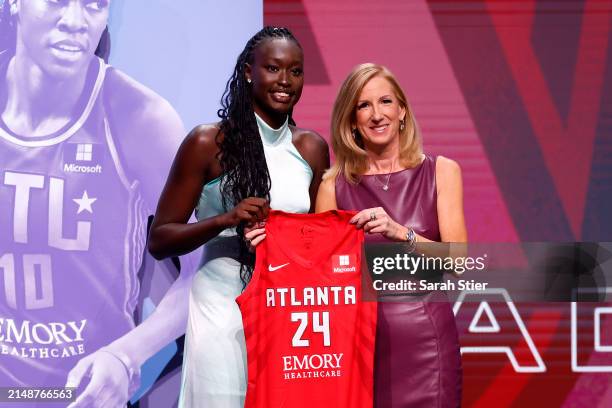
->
[[350, 206, 408, 240], [223, 197, 270, 227], [244, 221, 267, 252]]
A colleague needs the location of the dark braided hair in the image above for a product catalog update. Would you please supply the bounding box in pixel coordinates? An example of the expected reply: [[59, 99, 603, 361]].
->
[[0, 0, 110, 61], [217, 26, 302, 287]]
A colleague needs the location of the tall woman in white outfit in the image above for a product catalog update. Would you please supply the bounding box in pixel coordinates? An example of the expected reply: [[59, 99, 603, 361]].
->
[[148, 27, 329, 407]]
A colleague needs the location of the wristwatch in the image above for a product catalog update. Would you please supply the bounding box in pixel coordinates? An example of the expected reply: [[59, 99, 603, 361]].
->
[[405, 227, 417, 252]]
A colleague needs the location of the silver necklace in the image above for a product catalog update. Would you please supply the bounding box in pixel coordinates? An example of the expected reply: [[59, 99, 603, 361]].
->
[[372, 159, 396, 191], [374, 173, 392, 191]]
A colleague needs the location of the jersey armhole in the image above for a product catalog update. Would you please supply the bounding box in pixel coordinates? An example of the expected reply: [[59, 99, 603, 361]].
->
[[103, 117, 134, 191], [99, 73, 136, 193]]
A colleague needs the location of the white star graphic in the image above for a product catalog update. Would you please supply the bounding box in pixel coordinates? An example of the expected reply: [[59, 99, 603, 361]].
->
[[73, 191, 97, 214]]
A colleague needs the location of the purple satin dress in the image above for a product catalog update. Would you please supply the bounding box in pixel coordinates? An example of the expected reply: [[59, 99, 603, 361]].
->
[[336, 155, 462, 408]]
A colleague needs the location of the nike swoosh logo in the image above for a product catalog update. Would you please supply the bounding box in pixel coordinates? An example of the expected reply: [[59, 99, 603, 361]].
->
[[268, 263, 290, 272]]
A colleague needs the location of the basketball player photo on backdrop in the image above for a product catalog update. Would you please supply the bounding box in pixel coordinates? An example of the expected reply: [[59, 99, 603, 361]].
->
[[0, 1, 195, 406]]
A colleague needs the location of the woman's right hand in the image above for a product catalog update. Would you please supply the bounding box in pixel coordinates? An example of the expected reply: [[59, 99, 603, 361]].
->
[[224, 197, 270, 227]]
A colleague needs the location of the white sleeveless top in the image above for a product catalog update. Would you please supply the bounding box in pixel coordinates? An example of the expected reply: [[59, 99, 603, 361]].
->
[[179, 114, 312, 407]]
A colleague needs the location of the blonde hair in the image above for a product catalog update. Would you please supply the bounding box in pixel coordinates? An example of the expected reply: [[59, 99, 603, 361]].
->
[[325, 63, 423, 183]]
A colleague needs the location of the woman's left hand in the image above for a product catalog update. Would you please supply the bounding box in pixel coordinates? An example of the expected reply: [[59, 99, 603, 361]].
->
[[349, 207, 404, 241], [244, 222, 267, 252]]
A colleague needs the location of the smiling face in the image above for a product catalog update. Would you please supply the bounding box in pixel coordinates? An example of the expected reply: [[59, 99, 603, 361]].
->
[[354, 75, 406, 152], [13, 0, 110, 78], [246, 37, 304, 128]]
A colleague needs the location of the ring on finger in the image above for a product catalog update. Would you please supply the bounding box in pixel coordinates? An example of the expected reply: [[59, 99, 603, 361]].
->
[[369, 211, 377, 222]]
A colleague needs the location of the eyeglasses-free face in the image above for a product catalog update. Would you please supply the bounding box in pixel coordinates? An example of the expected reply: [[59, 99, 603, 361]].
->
[[354, 75, 406, 152], [246, 37, 304, 128], [13, 0, 110, 78]]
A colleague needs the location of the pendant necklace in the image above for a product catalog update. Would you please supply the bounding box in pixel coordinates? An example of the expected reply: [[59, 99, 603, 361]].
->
[[373, 159, 396, 191]]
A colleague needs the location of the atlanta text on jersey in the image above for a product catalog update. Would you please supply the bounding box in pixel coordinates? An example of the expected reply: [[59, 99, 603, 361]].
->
[[372, 279, 488, 292], [282, 353, 343, 380], [266, 286, 356, 307], [0, 318, 87, 359]]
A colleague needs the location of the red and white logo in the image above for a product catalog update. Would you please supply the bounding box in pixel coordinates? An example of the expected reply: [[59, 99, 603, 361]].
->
[[332, 254, 357, 273]]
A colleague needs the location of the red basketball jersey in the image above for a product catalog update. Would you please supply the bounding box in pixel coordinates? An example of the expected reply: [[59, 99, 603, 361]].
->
[[236, 210, 377, 407]]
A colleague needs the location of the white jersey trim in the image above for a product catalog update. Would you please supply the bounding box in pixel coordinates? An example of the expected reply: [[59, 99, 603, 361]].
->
[[0, 58, 107, 147], [103, 117, 132, 191], [122, 181, 144, 327]]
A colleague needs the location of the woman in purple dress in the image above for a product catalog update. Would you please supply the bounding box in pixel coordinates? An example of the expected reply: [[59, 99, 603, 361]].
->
[[316, 63, 467, 407]]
